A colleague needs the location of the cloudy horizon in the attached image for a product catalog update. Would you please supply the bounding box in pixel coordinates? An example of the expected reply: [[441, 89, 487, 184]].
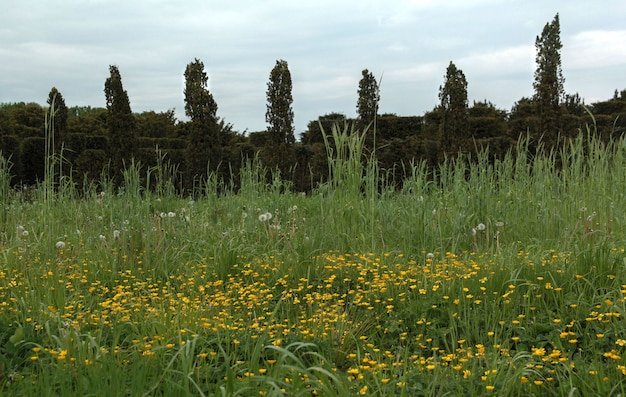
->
[[1, 0, 625, 134]]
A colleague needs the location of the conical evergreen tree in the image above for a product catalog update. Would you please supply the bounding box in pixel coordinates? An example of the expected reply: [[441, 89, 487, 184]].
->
[[438, 61, 469, 154], [533, 13, 564, 139], [265, 59, 295, 175], [104, 65, 136, 186], [183, 58, 224, 186]]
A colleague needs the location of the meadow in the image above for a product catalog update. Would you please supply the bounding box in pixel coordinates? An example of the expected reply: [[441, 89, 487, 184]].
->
[[2, 123, 626, 396]]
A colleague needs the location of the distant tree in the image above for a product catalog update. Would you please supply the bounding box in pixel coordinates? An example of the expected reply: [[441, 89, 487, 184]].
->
[[104, 65, 136, 184], [136, 110, 178, 138], [67, 106, 107, 119], [265, 59, 295, 174], [533, 13, 564, 137], [563, 93, 585, 116], [301, 113, 347, 145], [0, 105, 10, 136], [510, 97, 537, 119], [183, 58, 224, 184], [438, 61, 469, 153], [8, 103, 45, 136], [591, 98, 626, 116], [356, 69, 379, 132], [46, 87, 68, 147], [468, 100, 508, 139], [184, 59, 218, 123], [66, 107, 108, 136]]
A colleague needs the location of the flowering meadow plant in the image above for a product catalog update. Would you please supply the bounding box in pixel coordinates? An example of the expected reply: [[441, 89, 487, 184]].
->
[[1, 133, 626, 395]]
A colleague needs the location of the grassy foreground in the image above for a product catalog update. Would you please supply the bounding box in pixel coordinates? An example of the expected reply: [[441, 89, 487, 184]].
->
[[2, 129, 626, 395]]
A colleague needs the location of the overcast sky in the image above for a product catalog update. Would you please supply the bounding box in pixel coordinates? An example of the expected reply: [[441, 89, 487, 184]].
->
[[1, 0, 625, 134]]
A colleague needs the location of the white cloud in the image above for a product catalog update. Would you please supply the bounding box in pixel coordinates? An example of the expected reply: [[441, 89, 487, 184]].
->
[[564, 30, 626, 69], [1, 0, 625, 133], [461, 45, 535, 77]]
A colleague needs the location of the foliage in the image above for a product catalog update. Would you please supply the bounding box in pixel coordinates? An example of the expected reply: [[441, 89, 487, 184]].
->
[[356, 69, 379, 134], [439, 61, 469, 154], [183, 58, 225, 188], [265, 59, 296, 175], [468, 101, 508, 139], [19, 137, 45, 184], [135, 110, 179, 138], [104, 65, 136, 185], [183, 58, 217, 123], [66, 107, 107, 136], [301, 113, 347, 145], [46, 87, 68, 145], [533, 13, 565, 138], [7, 103, 45, 137]]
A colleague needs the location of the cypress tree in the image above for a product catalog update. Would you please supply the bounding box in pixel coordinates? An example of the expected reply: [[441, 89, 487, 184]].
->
[[104, 65, 136, 185], [183, 58, 224, 186], [438, 61, 469, 154], [533, 13, 565, 138], [46, 87, 68, 148], [357, 69, 379, 124], [265, 59, 295, 175]]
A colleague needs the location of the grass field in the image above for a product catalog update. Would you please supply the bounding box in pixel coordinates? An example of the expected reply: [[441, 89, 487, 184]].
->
[[2, 125, 626, 396]]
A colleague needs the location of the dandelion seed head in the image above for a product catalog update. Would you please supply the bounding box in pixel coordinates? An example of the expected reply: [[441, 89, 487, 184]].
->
[[167, 212, 176, 218], [476, 223, 486, 231], [55, 241, 66, 250], [113, 230, 120, 239]]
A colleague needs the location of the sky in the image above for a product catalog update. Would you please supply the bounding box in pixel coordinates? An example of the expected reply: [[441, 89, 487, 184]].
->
[[1, 0, 625, 135]]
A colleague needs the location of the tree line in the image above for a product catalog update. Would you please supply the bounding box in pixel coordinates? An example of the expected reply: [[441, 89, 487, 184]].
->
[[1, 14, 625, 193]]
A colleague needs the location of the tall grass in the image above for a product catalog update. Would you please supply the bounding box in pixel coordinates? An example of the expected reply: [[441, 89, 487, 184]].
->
[[2, 127, 626, 395], [0, 152, 12, 235]]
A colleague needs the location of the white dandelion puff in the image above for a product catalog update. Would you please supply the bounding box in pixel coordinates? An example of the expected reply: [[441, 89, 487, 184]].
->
[[55, 241, 66, 250]]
